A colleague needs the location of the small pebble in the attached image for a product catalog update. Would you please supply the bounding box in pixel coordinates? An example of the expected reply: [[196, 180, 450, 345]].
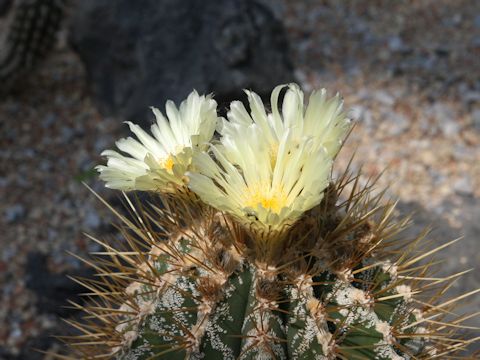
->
[[82, 209, 101, 229], [4, 204, 26, 223]]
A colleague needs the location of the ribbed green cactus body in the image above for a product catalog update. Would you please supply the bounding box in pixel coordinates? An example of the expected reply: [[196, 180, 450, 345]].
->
[[0, 0, 65, 93], [116, 240, 421, 360]]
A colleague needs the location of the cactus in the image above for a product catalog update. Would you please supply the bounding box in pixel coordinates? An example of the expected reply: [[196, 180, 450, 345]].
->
[[0, 0, 66, 93], [63, 85, 479, 359]]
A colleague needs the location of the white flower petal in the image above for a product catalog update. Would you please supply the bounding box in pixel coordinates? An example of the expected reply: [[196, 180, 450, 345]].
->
[[97, 91, 219, 192], [115, 137, 150, 161], [188, 83, 349, 232]]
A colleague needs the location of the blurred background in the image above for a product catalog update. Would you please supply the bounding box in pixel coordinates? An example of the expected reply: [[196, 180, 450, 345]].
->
[[0, 0, 479, 358]]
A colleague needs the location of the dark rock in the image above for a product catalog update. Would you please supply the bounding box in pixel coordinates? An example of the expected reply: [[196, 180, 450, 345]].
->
[[25, 252, 94, 317], [11, 332, 56, 360], [69, 0, 293, 125], [0, 0, 13, 16], [0, 348, 17, 360]]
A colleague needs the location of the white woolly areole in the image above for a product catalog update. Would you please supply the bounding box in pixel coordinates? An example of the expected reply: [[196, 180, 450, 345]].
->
[[123, 330, 138, 348], [412, 308, 423, 321], [118, 302, 135, 314], [136, 261, 153, 275], [375, 320, 394, 345], [332, 282, 381, 332], [188, 296, 218, 353], [381, 260, 398, 280], [316, 328, 333, 357], [395, 285, 413, 302], [334, 283, 373, 324], [138, 300, 156, 318], [350, 288, 371, 306], [425, 345, 438, 356], [306, 298, 326, 323], [242, 315, 286, 360], [258, 297, 278, 311], [115, 321, 129, 334], [335, 268, 353, 283], [295, 274, 313, 294], [256, 265, 278, 280], [416, 326, 427, 334], [126, 281, 142, 295]]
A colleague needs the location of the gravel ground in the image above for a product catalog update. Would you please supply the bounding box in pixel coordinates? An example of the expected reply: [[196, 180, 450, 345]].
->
[[1, 0, 479, 357], [0, 47, 122, 358]]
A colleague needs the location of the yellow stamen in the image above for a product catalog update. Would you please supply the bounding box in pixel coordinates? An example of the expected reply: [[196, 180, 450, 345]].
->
[[244, 184, 288, 213], [161, 155, 175, 172]]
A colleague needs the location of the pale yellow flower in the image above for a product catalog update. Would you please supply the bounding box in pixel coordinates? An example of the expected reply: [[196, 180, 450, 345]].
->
[[189, 124, 332, 230], [188, 84, 349, 231], [218, 83, 350, 160], [96, 91, 218, 192]]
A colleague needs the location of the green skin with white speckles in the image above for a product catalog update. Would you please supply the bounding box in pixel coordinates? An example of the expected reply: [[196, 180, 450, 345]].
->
[[116, 249, 423, 360]]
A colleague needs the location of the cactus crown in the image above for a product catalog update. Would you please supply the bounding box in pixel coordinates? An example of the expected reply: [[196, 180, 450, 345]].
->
[[61, 85, 479, 359]]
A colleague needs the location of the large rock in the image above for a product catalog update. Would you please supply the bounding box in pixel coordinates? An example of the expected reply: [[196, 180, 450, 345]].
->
[[25, 252, 94, 317], [69, 0, 293, 123]]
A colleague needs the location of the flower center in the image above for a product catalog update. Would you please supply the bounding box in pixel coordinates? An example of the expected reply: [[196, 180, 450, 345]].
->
[[244, 184, 288, 213], [160, 155, 175, 172]]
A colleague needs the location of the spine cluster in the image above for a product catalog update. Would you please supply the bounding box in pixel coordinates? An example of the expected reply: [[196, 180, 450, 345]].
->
[[64, 175, 479, 359]]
